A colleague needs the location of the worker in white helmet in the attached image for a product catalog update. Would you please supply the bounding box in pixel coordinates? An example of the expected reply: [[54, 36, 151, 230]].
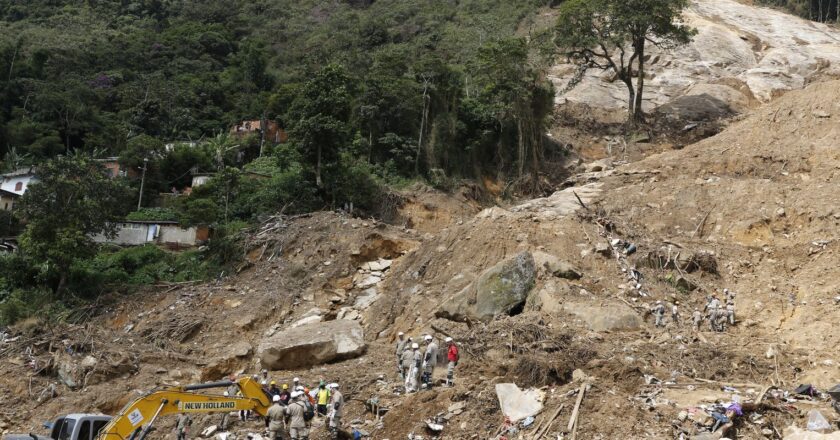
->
[[405, 342, 421, 393], [421, 334, 438, 389], [395, 332, 407, 377], [284, 391, 309, 440], [327, 383, 343, 439], [399, 337, 414, 380], [266, 394, 285, 440]]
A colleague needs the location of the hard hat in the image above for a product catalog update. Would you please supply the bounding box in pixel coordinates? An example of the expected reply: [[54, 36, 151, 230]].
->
[[295, 386, 304, 391], [398, 332, 404, 336], [282, 384, 288, 390], [270, 380, 276, 385], [724, 288, 729, 293], [290, 391, 302, 399], [272, 395, 281, 402], [329, 383, 339, 389], [224, 391, 230, 397], [262, 369, 268, 374], [424, 335, 433, 341], [293, 377, 300, 382], [656, 300, 661, 304], [411, 343, 419, 349], [445, 337, 453, 343]]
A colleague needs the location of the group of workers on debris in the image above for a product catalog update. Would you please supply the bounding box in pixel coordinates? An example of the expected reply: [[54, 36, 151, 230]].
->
[[651, 288, 736, 332], [188, 372, 345, 440], [395, 333, 459, 393]]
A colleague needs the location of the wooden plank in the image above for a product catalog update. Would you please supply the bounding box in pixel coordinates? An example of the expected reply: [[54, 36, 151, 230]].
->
[[567, 383, 588, 432]]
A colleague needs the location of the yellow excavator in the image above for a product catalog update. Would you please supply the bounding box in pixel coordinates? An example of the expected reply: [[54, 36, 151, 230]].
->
[[4, 377, 272, 440]]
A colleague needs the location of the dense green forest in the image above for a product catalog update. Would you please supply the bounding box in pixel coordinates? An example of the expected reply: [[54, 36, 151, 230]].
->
[[0, 0, 557, 194]]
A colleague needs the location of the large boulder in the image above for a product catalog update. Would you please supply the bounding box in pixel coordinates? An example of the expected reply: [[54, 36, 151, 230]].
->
[[437, 252, 536, 322], [563, 302, 641, 332], [532, 251, 582, 280], [258, 320, 366, 369]]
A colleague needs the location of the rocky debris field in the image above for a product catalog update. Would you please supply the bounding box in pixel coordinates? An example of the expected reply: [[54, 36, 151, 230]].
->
[[4, 73, 840, 440]]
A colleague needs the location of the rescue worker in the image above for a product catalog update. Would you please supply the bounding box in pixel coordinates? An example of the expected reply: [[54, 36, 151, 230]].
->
[[266, 395, 285, 440], [400, 340, 414, 380], [671, 301, 680, 325], [405, 342, 421, 393], [327, 383, 344, 440], [445, 337, 459, 387], [268, 381, 281, 398], [707, 295, 721, 331], [284, 391, 309, 440], [726, 301, 736, 325], [175, 414, 191, 440], [316, 381, 331, 416], [278, 384, 291, 406], [422, 335, 438, 389], [292, 377, 301, 389], [652, 301, 666, 327], [260, 369, 270, 386], [724, 288, 736, 303], [395, 332, 407, 376], [692, 308, 703, 332]]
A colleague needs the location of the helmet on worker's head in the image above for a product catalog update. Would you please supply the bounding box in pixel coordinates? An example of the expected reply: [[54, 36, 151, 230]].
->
[[445, 337, 453, 343], [656, 300, 661, 304], [272, 395, 281, 403], [411, 343, 419, 349], [295, 386, 304, 392], [270, 380, 276, 385], [724, 288, 729, 293], [282, 384, 288, 390], [424, 335, 433, 341], [291, 391, 302, 399], [293, 377, 300, 382], [224, 391, 230, 397], [328, 383, 339, 389], [262, 369, 268, 374], [398, 331, 404, 336]]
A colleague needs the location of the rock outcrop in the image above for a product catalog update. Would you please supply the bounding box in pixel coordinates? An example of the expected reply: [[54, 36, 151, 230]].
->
[[258, 320, 366, 369], [437, 252, 536, 322], [550, 0, 840, 118]]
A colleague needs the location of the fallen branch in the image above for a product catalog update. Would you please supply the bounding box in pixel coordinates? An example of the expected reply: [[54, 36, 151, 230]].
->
[[572, 191, 589, 211], [567, 383, 588, 432], [533, 403, 564, 440], [691, 206, 715, 239], [567, 383, 588, 439]]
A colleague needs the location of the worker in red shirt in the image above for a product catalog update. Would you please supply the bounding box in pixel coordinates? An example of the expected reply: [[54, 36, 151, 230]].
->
[[445, 337, 459, 387]]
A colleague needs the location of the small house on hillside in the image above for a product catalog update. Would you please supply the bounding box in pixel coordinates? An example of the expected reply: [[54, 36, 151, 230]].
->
[[0, 189, 19, 211], [191, 173, 214, 188], [92, 221, 211, 248], [97, 157, 139, 178], [231, 120, 287, 144], [1, 167, 37, 196]]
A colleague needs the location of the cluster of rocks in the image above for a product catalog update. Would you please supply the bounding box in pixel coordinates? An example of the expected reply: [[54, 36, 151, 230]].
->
[[352, 258, 393, 289]]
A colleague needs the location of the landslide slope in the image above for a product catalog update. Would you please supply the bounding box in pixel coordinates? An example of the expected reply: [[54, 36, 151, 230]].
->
[[598, 79, 840, 362]]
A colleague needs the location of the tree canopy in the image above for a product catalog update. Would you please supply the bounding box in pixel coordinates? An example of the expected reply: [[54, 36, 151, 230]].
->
[[555, 0, 695, 122], [16, 153, 131, 295]]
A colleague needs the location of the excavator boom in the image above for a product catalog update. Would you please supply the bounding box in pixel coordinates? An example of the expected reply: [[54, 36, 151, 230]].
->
[[97, 377, 270, 440]]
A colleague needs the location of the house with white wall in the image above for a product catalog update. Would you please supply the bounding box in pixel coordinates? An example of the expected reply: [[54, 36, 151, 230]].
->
[[1, 167, 38, 196], [0, 189, 19, 211], [91, 221, 211, 248]]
